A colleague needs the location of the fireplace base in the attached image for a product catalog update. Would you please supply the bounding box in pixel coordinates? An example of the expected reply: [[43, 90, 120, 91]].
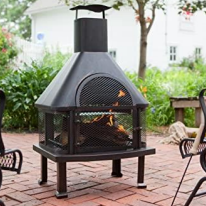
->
[[33, 144, 155, 198]]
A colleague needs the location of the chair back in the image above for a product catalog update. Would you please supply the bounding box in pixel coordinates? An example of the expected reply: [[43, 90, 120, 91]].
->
[[0, 90, 5, 156]]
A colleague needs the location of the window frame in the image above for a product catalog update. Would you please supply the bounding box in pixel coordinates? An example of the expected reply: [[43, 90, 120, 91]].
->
[[195, 47, 202, 59], [169, 46, 178, 62]]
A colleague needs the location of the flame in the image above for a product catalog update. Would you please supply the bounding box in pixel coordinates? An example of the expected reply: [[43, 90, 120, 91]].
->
[[106, 109, 114, 126], [113, 102, 119, 106], [91, 114, 104, 123], [118, 90, 126, 97], [108, 115, 113, 126], [118, 125, 128, 134], [89, 109, 128, 135]]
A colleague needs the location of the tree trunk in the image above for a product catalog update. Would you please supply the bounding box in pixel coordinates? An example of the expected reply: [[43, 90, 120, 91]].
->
[[138, 23, 147, 80]]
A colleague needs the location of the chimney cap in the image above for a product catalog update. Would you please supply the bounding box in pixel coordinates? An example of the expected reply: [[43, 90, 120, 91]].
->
[[70, 4, 111, 13]]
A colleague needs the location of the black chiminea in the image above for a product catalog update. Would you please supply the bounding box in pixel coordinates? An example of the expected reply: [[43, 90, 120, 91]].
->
[[33, 5, 155, 198]]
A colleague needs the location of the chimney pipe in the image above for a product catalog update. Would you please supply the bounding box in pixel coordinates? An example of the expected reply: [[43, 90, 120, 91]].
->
[[74, 18, 108, 52], [71, 5, 111, 52]]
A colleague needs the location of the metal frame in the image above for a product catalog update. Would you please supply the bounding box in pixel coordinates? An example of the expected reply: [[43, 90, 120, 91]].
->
[[34, 143, 155, 198], [173, 89, 206, 206], [0, 89, 23, 205], [34, 104, 155, 198], [0, 90, 23, 174]]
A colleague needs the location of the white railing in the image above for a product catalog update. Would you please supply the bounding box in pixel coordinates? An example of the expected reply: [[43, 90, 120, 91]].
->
[[15, 38, 73, 68], [15, 37, 44, 67]]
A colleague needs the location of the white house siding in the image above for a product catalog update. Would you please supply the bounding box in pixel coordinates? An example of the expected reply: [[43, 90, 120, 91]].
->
[[29, 1, 206, 72], [31, 7, 140, 72], [107, 8, 140, 72], [165, 2, 206, 66], [147, 9, 168, 70], [31, 7, 74, 50]]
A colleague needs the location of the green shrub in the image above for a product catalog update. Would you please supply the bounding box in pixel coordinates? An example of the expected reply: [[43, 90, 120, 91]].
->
[[1, 48, 206, 131], [174, 54, 206, 71], [1, 51, 71, 131], [127, 69, 174, 127], [127, 66, 206, 128]]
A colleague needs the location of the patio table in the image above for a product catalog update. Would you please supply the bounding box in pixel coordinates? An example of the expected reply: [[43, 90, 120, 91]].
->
[[170, 96, 206, 127]]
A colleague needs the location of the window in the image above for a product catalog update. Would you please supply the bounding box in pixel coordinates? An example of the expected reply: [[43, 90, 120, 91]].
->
[[195, 48, 202, 59], [109, 50, 117, 59], [169, 46, 177, 62]]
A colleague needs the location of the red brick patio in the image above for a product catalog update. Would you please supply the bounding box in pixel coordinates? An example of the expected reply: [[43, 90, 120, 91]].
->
[[0, 133, 205, 206]]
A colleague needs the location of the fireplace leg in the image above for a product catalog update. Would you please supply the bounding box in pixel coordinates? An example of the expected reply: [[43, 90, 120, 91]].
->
[[56, 162, 68, 198], [111, 159, 123, 177], [38, 155, 48, 185], [137, 156, 147, 188]]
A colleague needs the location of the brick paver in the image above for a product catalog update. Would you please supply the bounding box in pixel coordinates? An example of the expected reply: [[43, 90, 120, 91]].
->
[[0, 132, 205, 205]]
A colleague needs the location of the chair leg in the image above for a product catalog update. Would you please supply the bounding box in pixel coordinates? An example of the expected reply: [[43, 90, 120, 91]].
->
[[38, 155, 48, 185], [184, 176, 206, 206], [0, 167, 2, 189], [0, 199, 5, 206], [16, 150, 23, 174], [0, 167, 5, 206]]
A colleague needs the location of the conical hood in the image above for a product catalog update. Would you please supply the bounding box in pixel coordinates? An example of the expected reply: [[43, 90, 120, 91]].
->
[[35, 5, 148, 111], [35, 52, 148, 111]]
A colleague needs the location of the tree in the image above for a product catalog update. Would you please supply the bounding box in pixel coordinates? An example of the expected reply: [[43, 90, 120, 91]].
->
[[0, 0, 205, 75], [64, 0, 206, 79], [0, 0, 36, 39]]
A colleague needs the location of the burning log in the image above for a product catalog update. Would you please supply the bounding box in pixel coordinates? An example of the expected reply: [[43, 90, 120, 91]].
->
[[54, 111, 132, 148], [80, 113, 131, 146]]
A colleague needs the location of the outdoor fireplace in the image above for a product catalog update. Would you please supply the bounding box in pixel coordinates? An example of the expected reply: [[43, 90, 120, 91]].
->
[[33, 4, 155, 198]]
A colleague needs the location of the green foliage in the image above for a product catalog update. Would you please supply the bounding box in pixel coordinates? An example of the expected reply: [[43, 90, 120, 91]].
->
[[1, 51, 206, 131], [0, 27, 18, 75], [0, 51, 71, 131], [126, 63, 206, 128], [174, 54, 205, 70], [178, 0, 206, 14]]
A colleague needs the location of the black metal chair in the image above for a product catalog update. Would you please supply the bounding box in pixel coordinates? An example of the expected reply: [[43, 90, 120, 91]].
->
[[172, 88, 206, 206], [0, 89, 23, 206]]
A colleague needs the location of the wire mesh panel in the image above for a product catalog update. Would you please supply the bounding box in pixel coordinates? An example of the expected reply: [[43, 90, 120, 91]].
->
[[38, 108, 146, 154], [38, 112, 70, 152], [75, 110, 133, 153], [79, 76, 133, 107], [140, 110, 146, 147], [38, 112, 45, 144]]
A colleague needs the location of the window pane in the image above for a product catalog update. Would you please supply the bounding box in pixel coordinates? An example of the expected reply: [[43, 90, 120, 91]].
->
[[169, 46, 177, 61]]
